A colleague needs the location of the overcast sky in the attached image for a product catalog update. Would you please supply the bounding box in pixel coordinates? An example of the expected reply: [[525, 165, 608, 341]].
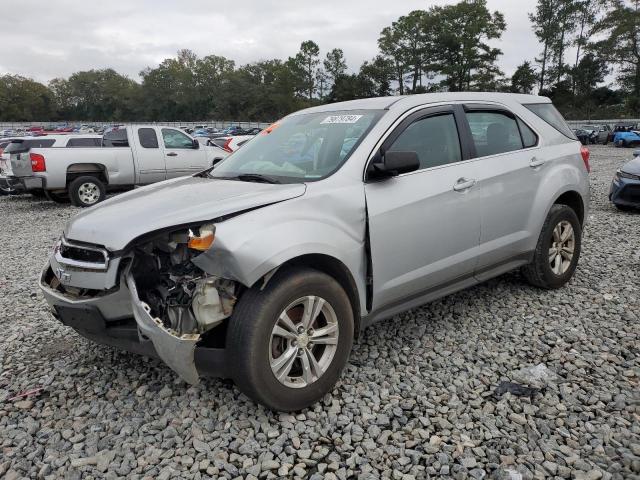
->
[[0, 0, 543, 84]]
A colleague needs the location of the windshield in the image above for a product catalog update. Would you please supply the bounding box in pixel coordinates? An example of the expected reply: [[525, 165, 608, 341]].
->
[[210, 110, 383, 183]]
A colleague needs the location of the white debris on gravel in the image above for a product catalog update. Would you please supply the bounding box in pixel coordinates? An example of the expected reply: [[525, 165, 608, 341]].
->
[[0, 145, 639, 479]]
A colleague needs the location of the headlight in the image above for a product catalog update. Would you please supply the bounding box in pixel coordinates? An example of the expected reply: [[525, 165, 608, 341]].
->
[[617, 169, 640, 180]]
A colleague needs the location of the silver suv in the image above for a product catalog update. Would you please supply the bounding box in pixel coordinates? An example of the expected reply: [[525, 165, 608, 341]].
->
[[41, 93, 590, 411]]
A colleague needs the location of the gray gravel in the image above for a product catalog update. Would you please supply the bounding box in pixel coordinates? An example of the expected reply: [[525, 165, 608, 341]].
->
[[1, 145, 639, 480]]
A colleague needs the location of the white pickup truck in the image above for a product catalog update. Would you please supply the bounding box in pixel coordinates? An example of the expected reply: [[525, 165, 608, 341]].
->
[[10, 125, 227, 207]]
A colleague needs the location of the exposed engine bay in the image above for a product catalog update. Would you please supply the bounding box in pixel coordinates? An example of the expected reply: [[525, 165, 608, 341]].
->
[[127, 224, 239, 384]]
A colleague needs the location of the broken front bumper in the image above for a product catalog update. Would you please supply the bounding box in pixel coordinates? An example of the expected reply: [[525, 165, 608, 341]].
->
[[40, 262, 231, 380]]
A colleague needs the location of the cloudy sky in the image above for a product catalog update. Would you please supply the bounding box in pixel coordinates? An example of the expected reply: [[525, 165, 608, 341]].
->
[[1, 0, 543, 83]]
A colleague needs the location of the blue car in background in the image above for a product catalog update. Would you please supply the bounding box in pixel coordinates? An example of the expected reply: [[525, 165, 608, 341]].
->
[[610, 150, 640, 211], [613, 130, 640, 147]]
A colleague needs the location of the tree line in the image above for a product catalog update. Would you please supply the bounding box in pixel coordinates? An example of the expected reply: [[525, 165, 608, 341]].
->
[[1, 0, 639, 122]]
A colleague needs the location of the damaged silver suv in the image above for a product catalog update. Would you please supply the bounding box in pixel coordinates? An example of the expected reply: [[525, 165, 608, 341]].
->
[[41, 93, 590, 411]]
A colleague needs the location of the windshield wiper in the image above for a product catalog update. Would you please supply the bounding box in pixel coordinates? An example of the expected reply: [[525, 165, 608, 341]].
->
[[222, 173, 282, 184]]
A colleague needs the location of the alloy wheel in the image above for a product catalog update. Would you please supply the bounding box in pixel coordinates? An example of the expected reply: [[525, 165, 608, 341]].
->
[[548, 220, 575, 275], [269, 296, 339, 388]]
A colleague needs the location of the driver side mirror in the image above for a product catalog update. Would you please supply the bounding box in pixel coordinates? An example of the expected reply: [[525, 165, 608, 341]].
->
[[366, 150, 420, 181], [212, 157, 224, 167], [192, 139, 200, 149]]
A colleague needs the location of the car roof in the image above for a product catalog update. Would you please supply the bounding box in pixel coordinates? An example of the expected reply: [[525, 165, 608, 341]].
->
[[291, 92, 552, 116]]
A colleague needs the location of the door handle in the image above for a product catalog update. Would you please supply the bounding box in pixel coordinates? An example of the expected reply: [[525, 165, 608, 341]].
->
[[167, 152, 178, 157], [530, 157, 545, 168], [453, 177, 476, 192]]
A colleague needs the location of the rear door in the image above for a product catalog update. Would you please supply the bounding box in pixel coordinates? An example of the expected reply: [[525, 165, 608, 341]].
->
[[364, 105, 482, 310], [133, 127, 166, 184], [461, 104, 542, 278], [161, 128, 208, 178]]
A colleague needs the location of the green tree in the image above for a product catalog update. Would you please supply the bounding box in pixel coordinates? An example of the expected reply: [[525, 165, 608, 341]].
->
[[323, 48, 347, 83], [429, 0, 506, 91], [290, 40, 320, 100], [48, 69, 138, 120], [530, 0, 561, 90], [0, 75, 54, 121], [594, 0, 640, 101], [359, 56, 395, 97], [510, 61, 538, 93]]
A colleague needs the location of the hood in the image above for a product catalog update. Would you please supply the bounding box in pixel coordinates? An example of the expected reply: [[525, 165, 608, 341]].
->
[[64, 176, 306, 251], [622, 155, 640, 175]]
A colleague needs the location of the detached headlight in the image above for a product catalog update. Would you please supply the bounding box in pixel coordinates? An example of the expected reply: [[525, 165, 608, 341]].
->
[[187, 223, 216, 251]]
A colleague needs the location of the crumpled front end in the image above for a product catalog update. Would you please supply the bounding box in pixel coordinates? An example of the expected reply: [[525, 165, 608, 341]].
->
[[124, 225, 238, 384], [41, 226, 241, 384]]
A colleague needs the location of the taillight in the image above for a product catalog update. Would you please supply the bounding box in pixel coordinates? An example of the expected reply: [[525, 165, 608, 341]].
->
[[30, 153, 46, 172], [580, 146, 590, 173], [222, 138, 233, 153]]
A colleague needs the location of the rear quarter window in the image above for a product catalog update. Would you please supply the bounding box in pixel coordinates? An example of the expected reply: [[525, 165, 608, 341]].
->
[[524, 103, 577, 140]]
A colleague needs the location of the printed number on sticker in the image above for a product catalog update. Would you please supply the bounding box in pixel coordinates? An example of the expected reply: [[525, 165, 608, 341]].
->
[[321, 115, 363, 124]]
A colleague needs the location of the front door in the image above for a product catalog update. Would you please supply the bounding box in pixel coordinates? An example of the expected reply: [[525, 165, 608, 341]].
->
[[161, 128, 207, 178], [365, 106, 482, 311]]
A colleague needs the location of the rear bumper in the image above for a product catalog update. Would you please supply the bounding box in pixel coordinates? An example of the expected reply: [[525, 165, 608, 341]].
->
[[40, 263, 231, 379], [7, 175, 44, 190]]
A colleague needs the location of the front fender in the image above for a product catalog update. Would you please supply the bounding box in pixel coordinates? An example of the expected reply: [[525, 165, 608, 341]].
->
[[191, 184, 368, 312]]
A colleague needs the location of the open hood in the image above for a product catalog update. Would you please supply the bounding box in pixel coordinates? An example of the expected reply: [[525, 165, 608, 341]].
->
[[64, 176, 306, 251]]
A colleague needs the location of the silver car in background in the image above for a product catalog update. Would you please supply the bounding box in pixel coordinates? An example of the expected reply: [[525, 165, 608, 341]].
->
[[39, 93, 590, 411]]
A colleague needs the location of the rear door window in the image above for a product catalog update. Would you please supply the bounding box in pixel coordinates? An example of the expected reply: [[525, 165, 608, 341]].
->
[[102, 129, 129, 147], [138, 128, 159, 148], [466, 111, 523, 157], [66, 138, 101, 147], [524, 103, 576, 140]]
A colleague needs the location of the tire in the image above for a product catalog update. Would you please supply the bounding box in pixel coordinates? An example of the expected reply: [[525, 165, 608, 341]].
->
[[521, 204, 582, 289], [45, 190, 70, 203], [68, 176, 106, 207], [227, 267, 354, 411]]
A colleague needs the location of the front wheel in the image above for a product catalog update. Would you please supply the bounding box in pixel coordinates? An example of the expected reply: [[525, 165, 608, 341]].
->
[[522, 204, 582, 289], [69, 176, 106, 207], [227, 268, 354, 411]]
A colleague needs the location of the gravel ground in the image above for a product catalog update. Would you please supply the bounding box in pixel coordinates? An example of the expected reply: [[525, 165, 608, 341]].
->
[[0, 145, 638, 480]]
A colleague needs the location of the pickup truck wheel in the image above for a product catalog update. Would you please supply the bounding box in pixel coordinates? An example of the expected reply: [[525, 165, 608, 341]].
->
[[69, 176, 106, 207], [45, 190, 70, 203], [521, 204, 582, 289], [227, 268, 354, 411]]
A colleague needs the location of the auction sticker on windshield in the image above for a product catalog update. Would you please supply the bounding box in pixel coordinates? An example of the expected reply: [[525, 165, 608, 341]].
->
[[321, 115, 363, 124]]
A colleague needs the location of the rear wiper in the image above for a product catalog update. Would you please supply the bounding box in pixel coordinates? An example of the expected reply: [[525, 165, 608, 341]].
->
[[227, 173, 281, 184]]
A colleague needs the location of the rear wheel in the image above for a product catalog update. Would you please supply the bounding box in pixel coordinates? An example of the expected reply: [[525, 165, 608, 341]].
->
[[227, 268, 354, 411], [69, 176, 106, 207], [522, 204, 582, 289]]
